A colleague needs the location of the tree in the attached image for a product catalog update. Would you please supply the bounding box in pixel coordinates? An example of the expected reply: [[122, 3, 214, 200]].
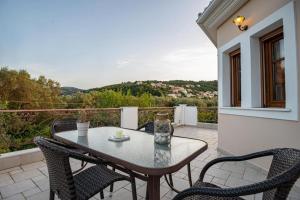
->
[[0, 67, 62, 109]]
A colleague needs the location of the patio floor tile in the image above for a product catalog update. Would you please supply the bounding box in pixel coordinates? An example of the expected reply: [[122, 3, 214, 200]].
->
[[11, 170, 43, 183], [22, 187, 41, 198], [0, 180, 35, 198], [3, 194, 25, 200], [0, 174, 14, 188]]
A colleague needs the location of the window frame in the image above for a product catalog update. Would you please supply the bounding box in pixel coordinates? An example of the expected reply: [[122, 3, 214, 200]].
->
[[229, 49, 241, 107], [260, 27, 285, 108]]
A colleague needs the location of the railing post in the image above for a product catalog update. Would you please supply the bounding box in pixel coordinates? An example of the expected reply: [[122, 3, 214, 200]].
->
[[120, 107, 138, 129], [174, 104, 186, 125], [174, 104, 197, 126], [184, 106, 198, 126]]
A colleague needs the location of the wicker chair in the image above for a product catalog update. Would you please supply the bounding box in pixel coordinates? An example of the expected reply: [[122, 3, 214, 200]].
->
[[173, 148, 300, 200], [51, 119, 78, 137], [34, 136, 137, 200], [51, 118, 87, 174], [137, 122, 193, 194]]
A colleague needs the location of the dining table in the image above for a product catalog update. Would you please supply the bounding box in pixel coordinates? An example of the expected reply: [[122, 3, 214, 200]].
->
[[54, 126, 207, 200]]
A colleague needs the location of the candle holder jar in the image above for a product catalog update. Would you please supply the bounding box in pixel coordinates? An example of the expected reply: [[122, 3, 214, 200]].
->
[[154, 113, 171, 145]]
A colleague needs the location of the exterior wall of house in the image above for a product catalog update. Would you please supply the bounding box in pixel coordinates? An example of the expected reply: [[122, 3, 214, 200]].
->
[[218, 114, 300, 169], [217, 0, 300, 171], [217, 0, 290, 47]]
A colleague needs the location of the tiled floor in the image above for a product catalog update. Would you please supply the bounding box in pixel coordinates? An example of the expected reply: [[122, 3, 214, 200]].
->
[[0, 126, 299, 200]]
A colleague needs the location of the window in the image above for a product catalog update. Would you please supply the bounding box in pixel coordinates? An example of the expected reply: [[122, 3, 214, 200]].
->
[[260, 27, 285, 108], [229, 49, 241, 107]]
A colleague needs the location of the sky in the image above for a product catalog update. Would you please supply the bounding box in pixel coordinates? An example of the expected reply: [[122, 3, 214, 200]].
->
[[0, 0, 217, 89]]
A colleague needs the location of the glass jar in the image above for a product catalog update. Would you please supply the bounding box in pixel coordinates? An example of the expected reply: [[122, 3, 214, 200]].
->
[[154, 113, 171, 145]]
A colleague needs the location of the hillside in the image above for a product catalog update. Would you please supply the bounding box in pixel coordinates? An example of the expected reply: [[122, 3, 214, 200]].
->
[[87, 80, 217, 98], [61, 87, 84, 95]]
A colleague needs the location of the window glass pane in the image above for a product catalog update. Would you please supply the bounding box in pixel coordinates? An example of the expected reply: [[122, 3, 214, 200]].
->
[[230, 49, 241, 107], [272, 39, 284, 60], [272, 60, 285, 101], [237, 57, 241, 103], [279, 39, 284, 58]]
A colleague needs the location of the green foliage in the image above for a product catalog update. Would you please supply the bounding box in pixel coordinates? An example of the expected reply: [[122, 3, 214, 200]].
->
[[0, 112, 52, 153], [89, 82, 164, 97], [198, 107, 218, 123], [0, 67, 63, 109]]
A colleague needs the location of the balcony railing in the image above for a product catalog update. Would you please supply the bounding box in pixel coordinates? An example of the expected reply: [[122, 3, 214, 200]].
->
[[138, 107, 175, 126], [198, 106, 218, 123], [0, 107, 217, 154]]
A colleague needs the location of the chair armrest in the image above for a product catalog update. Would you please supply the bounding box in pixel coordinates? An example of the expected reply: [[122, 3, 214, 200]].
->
[[137, 123, 147, 131], [44, 138, 110, 166], [199, 149, 277, 181], [170, 124, 174, 136], [174, 171, 292, 200], [68, 149, 110, 165]]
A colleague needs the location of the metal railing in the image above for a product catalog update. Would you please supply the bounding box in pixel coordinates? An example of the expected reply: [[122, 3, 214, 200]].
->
[[197, 107, 218, 124], [0, 108, 121, 154], [138, 107, 175, 126], [0, 106, 218, 153]]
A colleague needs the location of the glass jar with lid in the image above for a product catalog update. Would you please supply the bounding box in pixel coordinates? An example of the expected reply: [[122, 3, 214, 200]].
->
[[154, 113, 171, 145]]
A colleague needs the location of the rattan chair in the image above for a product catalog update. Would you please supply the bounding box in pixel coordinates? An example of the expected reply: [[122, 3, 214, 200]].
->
[[34, 136, 137, 200], [137, 121, 193, 194], [51, 119, 78, 137], [173, 148, 300, 200], [51, 118, 87, 174]]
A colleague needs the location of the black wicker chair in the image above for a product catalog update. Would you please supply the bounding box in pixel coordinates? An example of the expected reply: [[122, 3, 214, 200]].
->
[[51, 118, 88, 174], [51, 119, 78, 137], [173, 148, 300, 200], [137, 121, 193, 194], [34, 136, 137, 200]]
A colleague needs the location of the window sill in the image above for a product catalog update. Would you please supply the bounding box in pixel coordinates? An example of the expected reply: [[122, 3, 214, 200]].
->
[[219, 106, 297, 121], [220, 107, 291, 112]]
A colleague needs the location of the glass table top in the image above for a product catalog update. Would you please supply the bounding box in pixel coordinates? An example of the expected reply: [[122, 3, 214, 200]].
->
[[55, 127, 207, 170]]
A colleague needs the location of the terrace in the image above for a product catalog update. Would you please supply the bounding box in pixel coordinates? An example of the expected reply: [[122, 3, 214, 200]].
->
[[0, 108, 299, 200]]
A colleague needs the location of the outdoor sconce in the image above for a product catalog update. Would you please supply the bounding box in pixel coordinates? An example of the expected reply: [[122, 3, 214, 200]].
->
[[233, 16, 248, 31]]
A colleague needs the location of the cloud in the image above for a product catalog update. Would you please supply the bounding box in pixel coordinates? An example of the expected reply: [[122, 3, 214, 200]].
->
[[115, 57, 136, 69], [162, 48, 215, 63]]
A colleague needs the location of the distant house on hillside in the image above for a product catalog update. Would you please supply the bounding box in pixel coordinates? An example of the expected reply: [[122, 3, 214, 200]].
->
[[167, 94, 177, 98]]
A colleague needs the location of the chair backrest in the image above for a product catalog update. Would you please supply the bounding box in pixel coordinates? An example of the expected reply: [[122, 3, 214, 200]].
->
[[263, 148, 300, 199], [51, 118, 77, 138], [144, 122, 155, 133], [34, 136, 77, 199], [138, 121, 174, 136]]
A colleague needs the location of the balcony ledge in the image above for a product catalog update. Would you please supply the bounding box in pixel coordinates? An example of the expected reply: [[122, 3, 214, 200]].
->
[[0, 148, 43, 171]]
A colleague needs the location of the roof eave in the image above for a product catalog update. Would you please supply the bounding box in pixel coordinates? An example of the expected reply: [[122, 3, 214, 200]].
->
[[196, 0, 249, 47]]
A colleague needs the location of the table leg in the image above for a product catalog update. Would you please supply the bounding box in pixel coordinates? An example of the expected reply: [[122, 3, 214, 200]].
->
[[148, 175, 161, 200]]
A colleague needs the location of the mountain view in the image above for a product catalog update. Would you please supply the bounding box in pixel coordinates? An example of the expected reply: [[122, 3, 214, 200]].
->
[[62, 80, 217, 99], [0, 68, 217, 110]]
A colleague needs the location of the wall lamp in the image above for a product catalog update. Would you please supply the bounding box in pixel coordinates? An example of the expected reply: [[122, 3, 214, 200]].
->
[[233, 16, 248, 31]]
